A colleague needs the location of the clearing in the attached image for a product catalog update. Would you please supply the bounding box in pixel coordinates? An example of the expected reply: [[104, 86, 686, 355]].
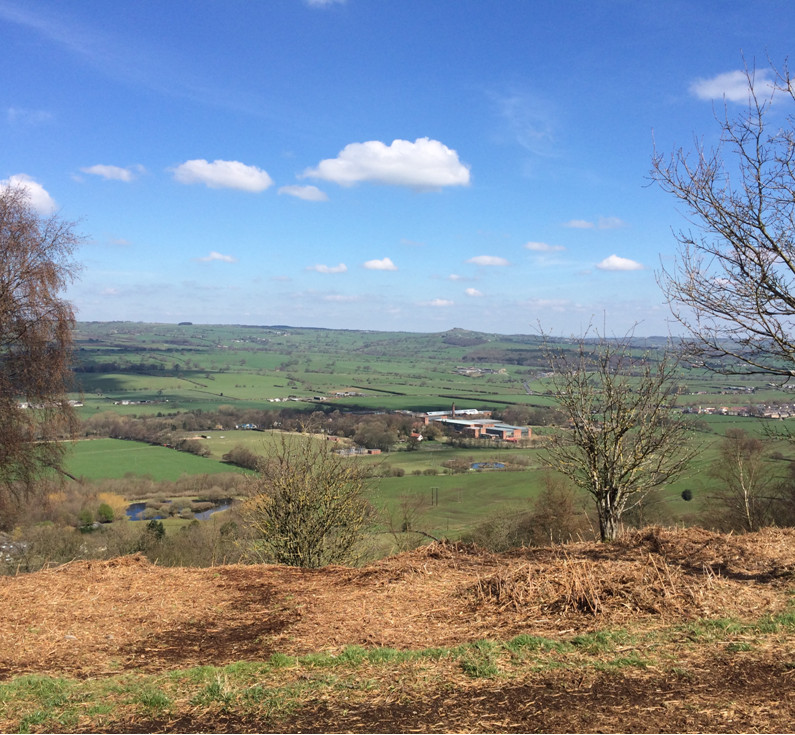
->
[[0, 526, 793, 733]]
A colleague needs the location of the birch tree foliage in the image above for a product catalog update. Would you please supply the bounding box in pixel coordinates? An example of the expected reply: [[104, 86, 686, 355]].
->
[[0, 185, 81, 516]]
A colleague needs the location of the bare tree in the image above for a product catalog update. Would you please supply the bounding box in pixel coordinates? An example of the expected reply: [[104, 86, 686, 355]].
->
[[707, 428, 780, 532], [542, 334, 695, 541], [652, 61, 795, 376], [0, 185, 81, 523], [240, 433, 373, 567]]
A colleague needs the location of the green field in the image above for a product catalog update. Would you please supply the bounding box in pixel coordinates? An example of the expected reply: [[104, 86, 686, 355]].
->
[[67, 439, 242, 481], [61, 322, 795, 540], [63, 430, 719, 541], [72, 322, 795, 421]]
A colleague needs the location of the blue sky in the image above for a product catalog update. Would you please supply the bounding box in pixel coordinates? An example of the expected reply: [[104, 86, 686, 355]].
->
[[3, 0, 794, 335]]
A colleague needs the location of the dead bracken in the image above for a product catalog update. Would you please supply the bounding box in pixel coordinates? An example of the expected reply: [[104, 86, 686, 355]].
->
[[1, 527, 794, 733], [0, 526, 792, 679]]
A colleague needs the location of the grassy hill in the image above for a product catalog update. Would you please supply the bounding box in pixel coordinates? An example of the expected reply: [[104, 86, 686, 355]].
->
[[0, 527, 793, 733], [73, 321, 790, 417]]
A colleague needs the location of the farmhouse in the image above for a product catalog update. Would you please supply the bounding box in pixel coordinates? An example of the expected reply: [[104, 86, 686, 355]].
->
[[336, 447, 382, 456]]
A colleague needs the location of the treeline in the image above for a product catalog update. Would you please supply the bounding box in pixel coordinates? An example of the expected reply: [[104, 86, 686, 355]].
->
[[81, 404, 564, 449], [81, 406, 442, 452]]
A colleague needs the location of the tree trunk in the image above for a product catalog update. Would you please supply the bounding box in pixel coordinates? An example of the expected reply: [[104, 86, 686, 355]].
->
[[597, 500, 619, 542]]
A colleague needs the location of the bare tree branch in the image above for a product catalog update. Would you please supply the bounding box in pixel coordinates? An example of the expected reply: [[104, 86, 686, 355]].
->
[[541, 331, 696, 541], [239, 432, 373, 568], [652, 61, 795, 377]]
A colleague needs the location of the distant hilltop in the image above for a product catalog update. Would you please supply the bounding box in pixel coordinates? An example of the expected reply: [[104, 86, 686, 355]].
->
[[74, 320, 674, 345]]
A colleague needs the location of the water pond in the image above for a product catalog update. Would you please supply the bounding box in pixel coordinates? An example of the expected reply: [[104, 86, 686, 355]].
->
[[470, 462, 506, 470], [125, 500, 231, 521]]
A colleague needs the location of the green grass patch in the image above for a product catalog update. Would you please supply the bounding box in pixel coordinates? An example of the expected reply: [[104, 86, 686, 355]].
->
[[3, 613, 791, 733], [66, 438, 241, 481]]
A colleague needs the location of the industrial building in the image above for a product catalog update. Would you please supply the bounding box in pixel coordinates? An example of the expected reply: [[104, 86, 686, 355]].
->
[[419, 404, 530, 441]]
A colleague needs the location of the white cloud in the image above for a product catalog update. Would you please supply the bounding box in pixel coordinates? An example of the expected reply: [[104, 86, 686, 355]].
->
[[278, 184, 328, 201], [448, 274, 464, 281], [306, 0, 345, 5], [323, 293, 359, 302], [525, 241, 565, 252], [172, 159, 273, 192], [596, 254, 644, 271], [196, 251, 238, 263], [308, 263, 347, 274], [363, 257, 397, 271], [466, 255, 509, 266], [465, 288, 483, 297], [689, 69, 774, 102], [0, 174, 56, 213], [428, 298, 454, 307], [563, 217, 625, 230], [304, 137, 471, 190], [81, 164, 142, 182]]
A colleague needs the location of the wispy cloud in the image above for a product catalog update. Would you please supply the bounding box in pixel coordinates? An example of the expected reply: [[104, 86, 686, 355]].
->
[[0, 173, 56, 213], [689, 69, 774, 102], [0, 1, 267, 116], [427, 298, 454, 307], [465, 288, 483, 297], [7, 107, 53, 125], [520, 297, 573, 311], [563, 216, 625, 230], [304, 137, 470, 190], [196, 251, 238, 263], [596, 254, 643, 271], [308, 263, 347, 273], [466, 255, 509, 266], [278, 184, 328, 201], [172, 159, 273, 192], [363, 257, 398, 271], [525, 241, 565, 252], [81, 164, 143, 182], [491, 89, 556, 156], [305, 0, 345, 6]]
